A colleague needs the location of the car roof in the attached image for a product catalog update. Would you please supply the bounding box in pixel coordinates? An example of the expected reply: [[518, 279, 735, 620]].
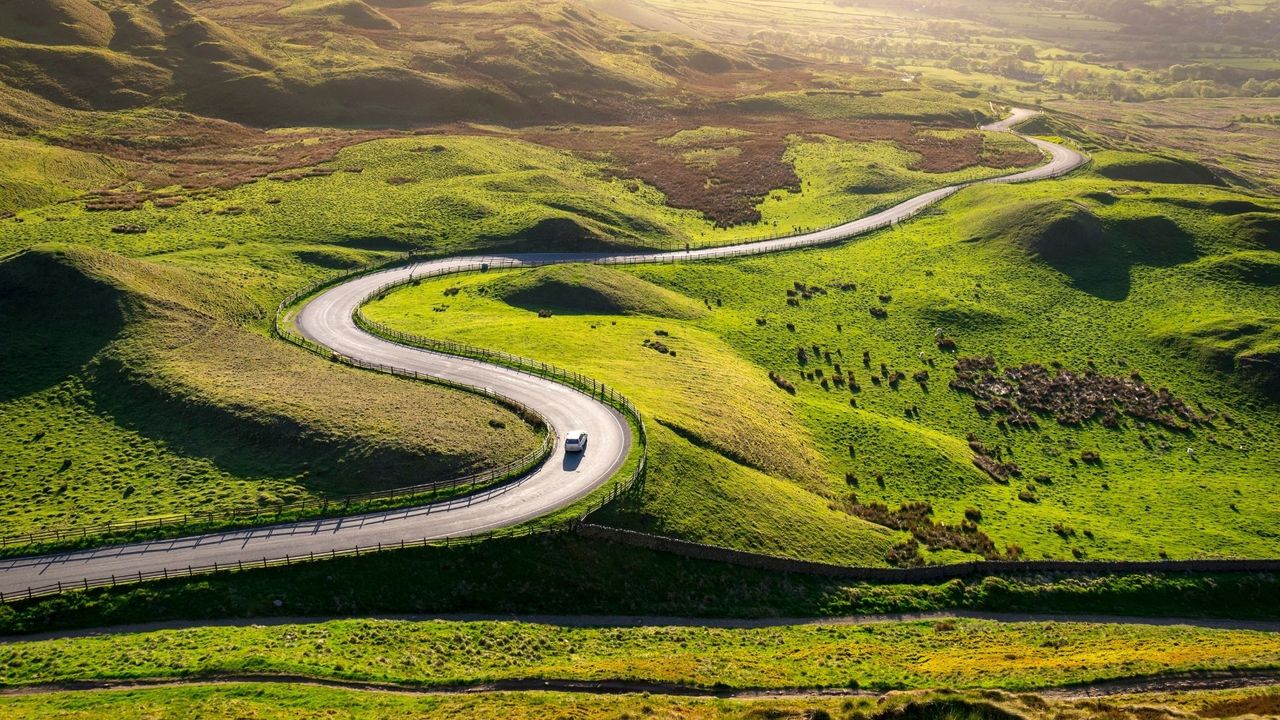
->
[[567, 430, 587, 438]]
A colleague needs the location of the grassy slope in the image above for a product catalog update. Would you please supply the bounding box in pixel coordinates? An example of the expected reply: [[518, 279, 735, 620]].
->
[[3, 617, 1279, 691], [366, 270, 898, 565], [0, 244, 541, 534], [367, 153, 1280, 563], [0, 130, 1040, 258], [0, 136, 128, 213]]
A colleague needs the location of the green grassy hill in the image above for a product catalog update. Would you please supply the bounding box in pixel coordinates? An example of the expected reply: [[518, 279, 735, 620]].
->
[[0, 135, 129, 213], [367, 148, 1280, 565], [0, 244, 543, 534], [0, 0, 778, 126]]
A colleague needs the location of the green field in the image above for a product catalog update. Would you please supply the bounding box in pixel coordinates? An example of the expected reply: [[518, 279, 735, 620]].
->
[[4, 616, 1279, 691], [7, 684, 1279, 720], [366, 151, 1280, 565]]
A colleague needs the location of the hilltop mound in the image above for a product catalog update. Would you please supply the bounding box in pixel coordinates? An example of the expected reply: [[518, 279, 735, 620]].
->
[[976, 199, 1105, 262], [1192, 251, 1280, 286], [0, 246, 125, 402], [485, 264, 708, 319], [0, 0, 114, 47], [0, 245, 542, 492], [281, 0, 401, 30], [1094, 150, 1223, 185], [1152, 313, 1280, 396], [1226, 212, 1280, 251], [148, 0, 274, 71], [0, 40, 170, 109]]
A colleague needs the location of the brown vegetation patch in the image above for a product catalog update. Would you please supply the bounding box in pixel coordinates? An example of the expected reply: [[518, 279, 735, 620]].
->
[[59, 112, 398, 197], [1201, 693, 1280, 718], [831, 497, 1021, 565], [525, 114, 1036, 226], [951, 356, 1205, 431]]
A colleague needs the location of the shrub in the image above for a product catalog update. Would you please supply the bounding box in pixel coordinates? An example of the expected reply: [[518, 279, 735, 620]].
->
[[878, 293, 892, 303], [537, 309, 552, 318], [654, 329, 669, 336], [937, 337, 957, 351], [869, 306, 888, 319], [768, 371, 796, 394], [964, 507, 983, 522], [110, 224, 146, 234], [1081, 450, 1101, 463], [1018, 489, 1038, 502], [755, 317, 767, 326], [643, 339, 671, 354]]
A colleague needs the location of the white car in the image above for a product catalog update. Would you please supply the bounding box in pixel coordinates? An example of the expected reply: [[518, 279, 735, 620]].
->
[[564, 430, 588, 453]]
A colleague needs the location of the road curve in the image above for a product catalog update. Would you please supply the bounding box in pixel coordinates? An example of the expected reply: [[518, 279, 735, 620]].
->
[[0, 109, 1086, 597]]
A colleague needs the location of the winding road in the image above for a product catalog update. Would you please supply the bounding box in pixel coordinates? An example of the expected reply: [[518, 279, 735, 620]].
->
[[0, 109, 1086, 597]]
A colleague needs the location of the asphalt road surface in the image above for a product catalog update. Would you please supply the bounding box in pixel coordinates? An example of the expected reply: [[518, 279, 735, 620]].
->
[[0, 110, 1086, 596]]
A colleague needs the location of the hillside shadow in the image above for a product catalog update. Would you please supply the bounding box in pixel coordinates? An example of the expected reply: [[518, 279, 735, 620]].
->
[[1039, 216, 1198, 302], [84, 359, 435, 496], [0, 254, 125, 403], [1048, 258, 1132, 301]]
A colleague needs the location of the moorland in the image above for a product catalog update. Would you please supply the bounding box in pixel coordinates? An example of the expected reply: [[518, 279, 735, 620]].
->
[[1, 0, 1279, 717]]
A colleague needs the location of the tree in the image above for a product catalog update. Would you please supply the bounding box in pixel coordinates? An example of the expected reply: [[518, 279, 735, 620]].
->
[[1016, 44, 1037, 61]]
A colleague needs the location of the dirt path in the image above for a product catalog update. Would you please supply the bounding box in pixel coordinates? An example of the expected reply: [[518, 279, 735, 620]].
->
[[5, 609, 1279, 644]]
